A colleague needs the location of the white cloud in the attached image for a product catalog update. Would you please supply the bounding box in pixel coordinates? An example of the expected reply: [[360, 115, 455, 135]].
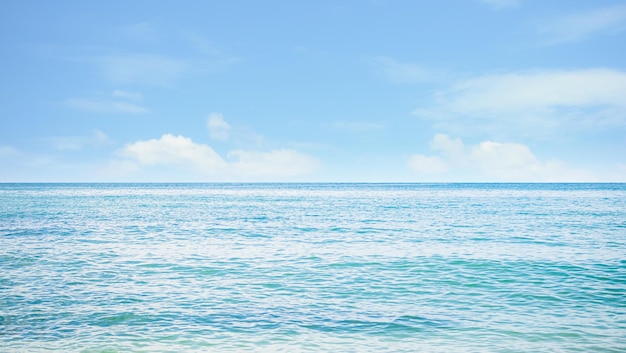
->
[[430, 133, 465, 162], [113, 134, 319, 181], [539, 4, 626, 44], [479, 0, 520, 10], [414, 68, 626, 137], [122, 134, 225, 169], [408, 134, 595, 182], [207, 113, 231, 141], [206, 113, 264, 147], [470, 141, 546, 180]]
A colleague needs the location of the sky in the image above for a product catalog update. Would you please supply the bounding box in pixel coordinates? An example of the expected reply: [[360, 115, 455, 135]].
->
[[1, 0, 625, 182]]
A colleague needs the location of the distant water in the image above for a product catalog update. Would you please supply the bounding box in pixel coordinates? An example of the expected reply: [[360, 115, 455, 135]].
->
[[1, 183, 625, 352]]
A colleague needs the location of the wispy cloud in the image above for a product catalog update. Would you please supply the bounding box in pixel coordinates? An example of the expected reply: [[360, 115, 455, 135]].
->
[[108, 134, 319, 181], [65, 90, 148, 114], [91, 50, 240, 86], [0, 145, 19, 158], [83, 30, 240, 87], [226, 149, 319, 179], [112, 90, 143, 101], [373, 57, 437, 84], [408, 134, 595, 182], [47, 130, 111, 151], [205, 113, 264, 147], [207, 113, 231, 141], [118, 22, 157, 42], [182, 31, 224, 57], [539, 4, 626, 44], [65, 98, 149, 114], [180, 31, 243, 72], [414, 68, 626, 137], [95, 53, 188, 86]]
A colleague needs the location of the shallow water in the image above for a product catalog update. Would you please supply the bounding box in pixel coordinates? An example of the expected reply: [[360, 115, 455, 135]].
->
[[1, 183, 625, 352]]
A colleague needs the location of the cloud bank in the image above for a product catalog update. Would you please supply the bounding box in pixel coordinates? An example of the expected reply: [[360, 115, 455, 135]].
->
[[408, 134, 595, 182], [539, 4, 626, 44], [108, 134, 319, 181], [414, 68, 626, 137]]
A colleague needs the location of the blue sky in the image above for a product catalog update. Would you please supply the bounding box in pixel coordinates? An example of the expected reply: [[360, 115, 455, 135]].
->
[[1, 0, 625, 182]]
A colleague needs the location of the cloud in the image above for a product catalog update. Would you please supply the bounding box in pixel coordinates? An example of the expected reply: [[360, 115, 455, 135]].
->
[[65, 90, 148, 114], [479, 0, 521, 10], [112, 90, 143, 101], [539, 4, 626, 44], [470, 140, 549, 180], [122, 134, 224, 169], [48, 130, 111, 151], [76, 29, 240, 87], [373, 57, 435, 84], [92, 51, 240, 86], [227, 149, 319, 178], [0, 146, 19, 158], [408, 134, 595, 182], [182, 31, 223, 57], [414, 68, 626, 137], [207, 113, 231, 141], [93, 130, 110, 144], [65, 98, 149, 114], [96, 53, 188, 86], [430, 133, 465, 162], [113, 134, 319, 181], [407, 155, 447, 174], [206, 113, 264, 147]]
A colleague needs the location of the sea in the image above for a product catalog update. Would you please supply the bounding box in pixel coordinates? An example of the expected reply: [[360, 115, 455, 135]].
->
[[1, 183, 625, 352]]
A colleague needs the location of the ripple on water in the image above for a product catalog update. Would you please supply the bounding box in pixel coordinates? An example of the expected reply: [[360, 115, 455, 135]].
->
[[1, 183, 625, 352]]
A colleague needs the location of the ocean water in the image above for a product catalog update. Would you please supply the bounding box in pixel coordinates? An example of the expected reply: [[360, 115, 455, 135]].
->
[[1, 183, 625, 353]]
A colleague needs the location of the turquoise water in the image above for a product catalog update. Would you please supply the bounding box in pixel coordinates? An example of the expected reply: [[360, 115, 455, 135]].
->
[[1, 183, 625, 352]]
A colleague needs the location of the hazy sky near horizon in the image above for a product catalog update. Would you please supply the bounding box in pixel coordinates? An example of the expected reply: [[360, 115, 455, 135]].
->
[[1, 0, 625, 182]]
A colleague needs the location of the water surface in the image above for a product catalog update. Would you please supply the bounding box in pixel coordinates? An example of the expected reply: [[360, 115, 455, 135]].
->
[[1, 183, 625, 352]]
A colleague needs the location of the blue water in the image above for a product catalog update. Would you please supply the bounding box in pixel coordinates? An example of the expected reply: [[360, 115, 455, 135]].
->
[[1, 183, 625, 352]]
